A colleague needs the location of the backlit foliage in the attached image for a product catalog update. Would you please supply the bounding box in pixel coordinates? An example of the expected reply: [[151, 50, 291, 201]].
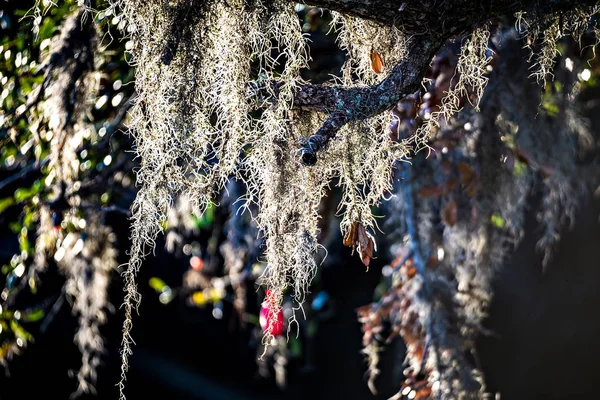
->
[[518, 6, 600, 84], [3, 1, 600, 399], [0, 2, 131, 395], [359, 25, 600, 399], [103, 1, 317, 394]]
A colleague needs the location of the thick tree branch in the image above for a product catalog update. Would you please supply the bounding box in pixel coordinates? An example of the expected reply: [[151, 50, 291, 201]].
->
[[300, 0, 599, 30], [297, 37, 440, 165], [292, 0, 600, 165]]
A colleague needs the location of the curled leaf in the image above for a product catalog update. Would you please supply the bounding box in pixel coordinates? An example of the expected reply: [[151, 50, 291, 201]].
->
[[357, 223, 376, 267], [443, 177, 458, 195], [344, 222, 376, 267], [370, 50, 384, 74], [343, 221, 359, 248], [456, 162, 481, 198]]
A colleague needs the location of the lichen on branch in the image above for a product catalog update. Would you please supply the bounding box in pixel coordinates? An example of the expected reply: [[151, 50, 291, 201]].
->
[[298, 37, 440, 165]]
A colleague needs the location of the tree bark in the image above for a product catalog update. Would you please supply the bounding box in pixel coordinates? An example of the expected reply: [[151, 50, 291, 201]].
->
[[299, 0, 600, 31], [297, 36, 441, 165]]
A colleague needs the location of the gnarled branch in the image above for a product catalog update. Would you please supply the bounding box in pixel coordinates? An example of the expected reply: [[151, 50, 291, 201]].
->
[[300, 0, 599, 29], [296, 37, 440, 165]]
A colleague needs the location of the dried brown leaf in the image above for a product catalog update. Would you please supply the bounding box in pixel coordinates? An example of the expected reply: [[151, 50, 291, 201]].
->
[[442, 197, 458, 227], [456, 161, 475, 186], [370, 50, 384, 74], [343, 221, 359, 248], [357, 223, 375, 267], [418, 185, 444, 198]]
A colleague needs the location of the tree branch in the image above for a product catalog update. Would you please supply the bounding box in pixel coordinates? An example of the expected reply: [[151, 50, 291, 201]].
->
[[300, 0, 599, 29], [297, 37, 440, 165]]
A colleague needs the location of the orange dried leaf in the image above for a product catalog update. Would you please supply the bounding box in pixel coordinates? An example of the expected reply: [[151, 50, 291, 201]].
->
[[370, 50, 384, 74], [426, 255, 439, 269], [416, 387, 433, 400], [412, 383, 433, 400], [343, 221, 359, 247], [391, 249, 411, 269]]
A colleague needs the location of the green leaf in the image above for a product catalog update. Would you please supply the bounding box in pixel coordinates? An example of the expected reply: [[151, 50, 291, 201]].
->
[[10, 320, 31, 341], [490, 213, 505, 229], [195, 203, 215, 229], [149, 277, 169, 293], [307, 320, 318, 337], [245, 313, 259, 326], [289, 335, 302, 357], [23, 208, 35, 229], [28, 275, 37, 294], [159, 219, 168, 232], [21, 308, 44, 322], [19, 228, 31, 253], [9, 221, 22, 233], [14, 180, 41, 202], [513, 159, 527, 177], [0, 198, 14, 214]]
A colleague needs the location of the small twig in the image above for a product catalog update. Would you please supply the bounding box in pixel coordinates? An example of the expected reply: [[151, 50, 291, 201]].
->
[[0, 159, 49, 192], [103, 93, 135, 137], [297, 38, 441, 165], [3, 266, 38, 310], [79, 204, 132, 215], [40, 288, 66, 333]]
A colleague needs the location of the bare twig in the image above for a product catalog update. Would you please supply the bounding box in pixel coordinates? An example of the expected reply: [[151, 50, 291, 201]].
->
[[0, 159, 49, 192], [298, 37, 440, 165], [40, 288, 66, 333]]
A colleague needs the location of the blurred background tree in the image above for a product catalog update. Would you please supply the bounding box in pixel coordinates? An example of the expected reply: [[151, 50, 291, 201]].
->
[[1, 1, 600, 400]]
